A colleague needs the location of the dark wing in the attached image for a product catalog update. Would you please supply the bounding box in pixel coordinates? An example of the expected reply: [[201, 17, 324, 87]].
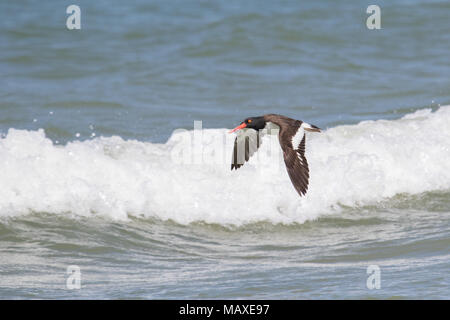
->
[[231, 129, 262, 170], [282, 134, 310, 196]]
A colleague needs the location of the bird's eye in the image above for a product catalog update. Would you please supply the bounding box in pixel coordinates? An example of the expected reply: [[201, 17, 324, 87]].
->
[[248, 119, 252, 123]]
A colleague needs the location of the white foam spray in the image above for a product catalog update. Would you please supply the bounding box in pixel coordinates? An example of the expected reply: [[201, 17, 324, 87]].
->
[[1, 106, 450, 225]]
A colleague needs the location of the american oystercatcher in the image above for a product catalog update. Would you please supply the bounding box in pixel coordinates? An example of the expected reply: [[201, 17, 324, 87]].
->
[[229, 114, 321, 196]]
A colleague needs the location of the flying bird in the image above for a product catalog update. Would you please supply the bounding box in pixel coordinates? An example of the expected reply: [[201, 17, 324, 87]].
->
[[229, 114, 321, 197]]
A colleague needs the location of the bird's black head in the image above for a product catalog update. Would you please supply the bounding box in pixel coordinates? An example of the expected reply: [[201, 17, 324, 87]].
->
[[230, 116, 266, 133], [243, 116, 266, 130]]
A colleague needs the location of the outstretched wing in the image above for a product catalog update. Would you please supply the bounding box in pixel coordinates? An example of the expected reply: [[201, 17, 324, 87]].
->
[[283, 133, 310, 196], [231, 129, 262, 170]]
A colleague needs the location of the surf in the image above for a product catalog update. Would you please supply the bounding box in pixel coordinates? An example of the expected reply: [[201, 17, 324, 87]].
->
[[0, 106, 449, 225]]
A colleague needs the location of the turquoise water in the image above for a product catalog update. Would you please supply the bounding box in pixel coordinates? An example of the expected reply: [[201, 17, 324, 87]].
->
[[0, 0, 449, 299]]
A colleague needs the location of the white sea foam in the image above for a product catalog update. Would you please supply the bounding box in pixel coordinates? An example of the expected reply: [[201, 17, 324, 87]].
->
[[1, 106, 450, 225]]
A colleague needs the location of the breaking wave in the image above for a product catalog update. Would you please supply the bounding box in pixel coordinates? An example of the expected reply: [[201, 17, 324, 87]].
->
[[1, 106, 450, 225]]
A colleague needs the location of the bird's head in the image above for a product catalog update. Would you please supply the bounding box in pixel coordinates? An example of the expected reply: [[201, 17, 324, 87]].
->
[[229, 116, 266, 133]]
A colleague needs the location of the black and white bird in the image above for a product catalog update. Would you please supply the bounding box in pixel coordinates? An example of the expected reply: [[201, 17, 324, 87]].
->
[[229, 114, 321, 197]]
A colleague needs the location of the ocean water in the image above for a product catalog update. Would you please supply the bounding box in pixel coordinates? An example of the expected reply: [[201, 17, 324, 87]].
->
[[0, 0, 449, 299]]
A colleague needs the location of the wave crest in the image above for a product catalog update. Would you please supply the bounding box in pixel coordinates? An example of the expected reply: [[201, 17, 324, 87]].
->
[[1, 106, 450, 225]]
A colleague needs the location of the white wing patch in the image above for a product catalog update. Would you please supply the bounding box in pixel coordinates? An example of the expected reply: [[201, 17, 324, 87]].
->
[[291, 127, 305, 150]]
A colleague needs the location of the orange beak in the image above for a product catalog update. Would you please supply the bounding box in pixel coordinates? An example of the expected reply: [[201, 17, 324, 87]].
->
[[229, 122, 247, 133]]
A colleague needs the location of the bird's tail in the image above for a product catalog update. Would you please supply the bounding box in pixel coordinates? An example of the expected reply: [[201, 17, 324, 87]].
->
[[303, 123, 321, 132]]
